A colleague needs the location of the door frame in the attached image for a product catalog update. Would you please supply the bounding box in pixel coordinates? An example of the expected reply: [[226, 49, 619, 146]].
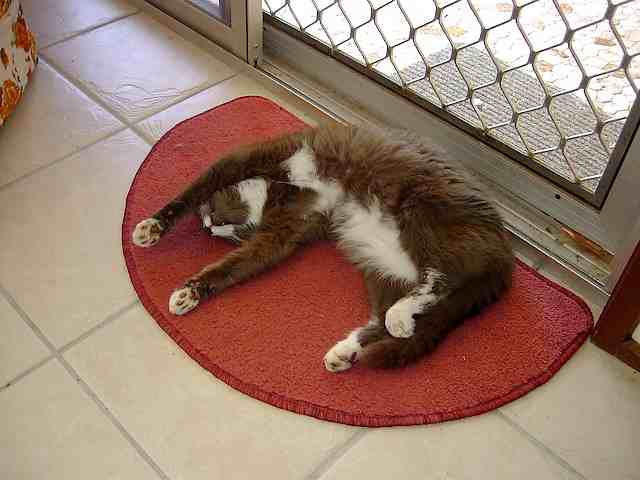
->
[[145, 0, 263, 65], [593, 235, 640, 372]]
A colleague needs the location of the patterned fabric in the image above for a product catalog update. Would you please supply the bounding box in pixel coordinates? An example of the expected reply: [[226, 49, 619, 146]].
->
[[0, 0, 37, 126]]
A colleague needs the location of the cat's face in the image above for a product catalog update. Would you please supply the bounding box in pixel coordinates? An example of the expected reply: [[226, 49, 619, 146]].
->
[[198, 187, 257, 244], [209, 188, 250, 226]]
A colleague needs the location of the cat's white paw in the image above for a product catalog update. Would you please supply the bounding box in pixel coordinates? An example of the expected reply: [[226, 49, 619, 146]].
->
[[210, 224, 241, 243], [385, 303, 415, 338], [324, 336, 361, 373], [132, 218, 163, 247], [169, 286, 200, 315], [210, 224, 235, 238]]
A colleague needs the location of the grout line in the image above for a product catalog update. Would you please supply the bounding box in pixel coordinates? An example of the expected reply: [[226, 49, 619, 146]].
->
[[59, 300, 140, 354], [0, 355, 55, 393], [0, 52, 238, 191], [128, 121, 168, 148], [129, 123, 159, 145], [40, 50, 239, 132], [0, 284, 63, 360], [56, 357, 171, 480], [0, 283, 170, 480], [40, 11, 141, 50], [36, 9, 245, 152], [305, 429, 368, 480], [38, 53, 139, 128], [128, 72, 242, 145], [496, 411, 587, 480], [127, 74, 238, 126], [127, 71, 240, 145], [132, 72, 241, 127], [0, 125, 128, 192]]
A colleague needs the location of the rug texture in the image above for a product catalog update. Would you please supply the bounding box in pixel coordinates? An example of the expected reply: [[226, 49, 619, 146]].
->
[[122, 96, 593, 427]]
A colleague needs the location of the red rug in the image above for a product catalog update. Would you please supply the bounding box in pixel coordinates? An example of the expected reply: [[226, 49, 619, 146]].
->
[[122, 97, 593, 427]]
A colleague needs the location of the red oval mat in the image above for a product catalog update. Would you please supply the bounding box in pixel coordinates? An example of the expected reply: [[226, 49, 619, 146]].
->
[[123, 96, 593, 427]]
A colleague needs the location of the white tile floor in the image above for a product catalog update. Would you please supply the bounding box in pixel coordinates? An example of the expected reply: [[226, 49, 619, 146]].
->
[[1, 2, 639, 479]]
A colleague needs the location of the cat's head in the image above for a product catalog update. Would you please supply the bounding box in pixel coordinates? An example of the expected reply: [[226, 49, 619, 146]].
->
[[207, 187, 251, 227], [198, 179, 268, 243]]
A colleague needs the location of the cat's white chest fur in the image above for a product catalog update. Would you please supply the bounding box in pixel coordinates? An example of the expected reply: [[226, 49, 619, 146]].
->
[[283, 144, 342, 213], [236, 177, 268, 224], [334, 199, 419, 283], [284, 145, 419, 283]]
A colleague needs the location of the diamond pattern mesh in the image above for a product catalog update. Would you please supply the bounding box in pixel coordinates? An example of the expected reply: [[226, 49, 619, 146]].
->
[[263, 0, 640, 201]]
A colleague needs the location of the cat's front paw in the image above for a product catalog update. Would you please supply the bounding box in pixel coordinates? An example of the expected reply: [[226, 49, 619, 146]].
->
[[209, 224, 241, 243], [169, 286, 200, 315], [385, 304, 415, 338], [323, 337, 361, 373], [132, 218, 163, 247]]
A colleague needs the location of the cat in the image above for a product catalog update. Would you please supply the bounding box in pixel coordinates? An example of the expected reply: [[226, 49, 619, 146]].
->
[[132, 125, 515, 372]]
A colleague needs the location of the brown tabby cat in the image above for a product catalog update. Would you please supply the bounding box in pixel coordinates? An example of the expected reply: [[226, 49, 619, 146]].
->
[[132, 125, 514, 372]]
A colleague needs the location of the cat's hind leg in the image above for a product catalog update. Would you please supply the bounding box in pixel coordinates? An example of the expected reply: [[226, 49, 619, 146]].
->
[[384, 268, 447, 338], [323, 274, 405, 373], [361, 270, 512, 368], [323, 320, 387, 372]]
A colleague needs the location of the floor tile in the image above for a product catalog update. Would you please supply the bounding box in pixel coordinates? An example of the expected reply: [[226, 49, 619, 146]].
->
[[501, 342, 640, 480], [135, 73, 331, 142], [322, 413, 579, 480], [65, 305, 356, 480], [0, 60, 123, 187], [0, 295, 49, 387], [22, 0, 138, 48], [537, 260, 608, 319], [0, 130, 149, 347], [0, 359, 157, 480], [43, 13, 237, 123]]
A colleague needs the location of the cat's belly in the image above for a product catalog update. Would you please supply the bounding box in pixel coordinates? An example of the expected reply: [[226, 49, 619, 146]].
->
[[282, 143, 419, 283], [333, 199, 419, 283]]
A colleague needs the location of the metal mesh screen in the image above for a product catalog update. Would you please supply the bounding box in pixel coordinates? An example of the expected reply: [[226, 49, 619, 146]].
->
[[263, 0, 640, 205]]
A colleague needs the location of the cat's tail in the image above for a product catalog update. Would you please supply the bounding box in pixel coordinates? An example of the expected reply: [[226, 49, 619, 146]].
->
[[361, 266, 513, 369]]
